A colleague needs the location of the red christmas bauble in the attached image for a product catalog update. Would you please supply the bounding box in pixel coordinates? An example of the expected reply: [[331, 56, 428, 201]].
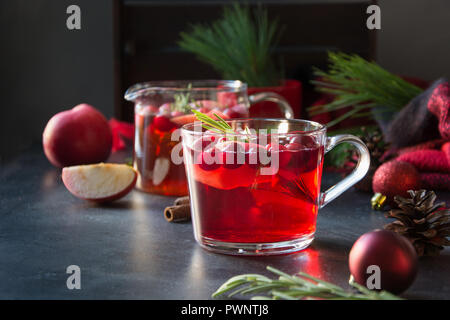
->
[[349, 229, 418, 294], [372, 160, 421, 203]]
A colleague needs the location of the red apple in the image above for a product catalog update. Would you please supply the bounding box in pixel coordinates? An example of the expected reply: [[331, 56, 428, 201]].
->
[[62, 163, 137, 203], [43, 104, 113, 167]]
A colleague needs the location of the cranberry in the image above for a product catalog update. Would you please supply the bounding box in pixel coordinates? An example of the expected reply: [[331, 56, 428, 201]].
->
[[153, 115, 176, 132], [192, 135, 217, 154], [285, 142, 302, 151], [289, 136, 301, 145], [266, 143, 286, 152], [266, 143, 291, 167], [197, 149, 221, 171], [289, 135, 319, 149], [219, 141, 245, 169], [245, 143, 268, 169], [288, 146, 323, 173]]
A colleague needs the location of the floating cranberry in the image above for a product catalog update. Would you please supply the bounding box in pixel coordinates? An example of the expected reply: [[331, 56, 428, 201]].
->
[[192, 135, 217, 154], [266, 144, 291, 167], [288, 147, 322, 173], [197, 149, 221, 171], [153, 115, 176, 132], [220, 141, 246, 169], [246, 143, 268, 169], [266, 143, 285, 152], [285, 142, 302, 151], [289, 135, 319, 149]]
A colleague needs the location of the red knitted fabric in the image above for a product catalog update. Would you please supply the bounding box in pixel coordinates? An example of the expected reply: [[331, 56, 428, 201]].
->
[[428, 82, 450, 140], [392, 80, 450, 190], [396, 150, 450, 173], [443, 142, 450, 161], [397, 139, 445, 156], [421, 173, 450, 190]]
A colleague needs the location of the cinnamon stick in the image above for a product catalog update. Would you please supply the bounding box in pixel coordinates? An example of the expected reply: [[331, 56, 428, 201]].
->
[[164, 204, 191, 222], [174, 196, 190, 206]]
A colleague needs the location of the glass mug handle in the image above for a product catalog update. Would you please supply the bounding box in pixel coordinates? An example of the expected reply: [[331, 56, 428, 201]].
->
[[248, 92, 294, 119], [319, 135, 371, 208]]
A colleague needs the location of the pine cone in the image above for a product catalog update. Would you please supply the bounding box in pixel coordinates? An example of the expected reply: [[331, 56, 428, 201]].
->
[[359, 127, 389, 166], [384, 190, 450, 257], [354, 127, 390, 192]]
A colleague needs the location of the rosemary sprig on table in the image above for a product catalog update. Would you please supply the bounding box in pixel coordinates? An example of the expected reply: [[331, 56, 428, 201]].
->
[[212, 266, 402, 300], [308, 52, 423, 128]]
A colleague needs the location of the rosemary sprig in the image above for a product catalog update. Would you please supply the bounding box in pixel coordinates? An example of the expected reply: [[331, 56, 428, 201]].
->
[[212, 266, 402, 300], [308, 52, 423, 128], [192, 110, 257, 145], [171, 83, 193, 113], [192, 109, 235, 134]]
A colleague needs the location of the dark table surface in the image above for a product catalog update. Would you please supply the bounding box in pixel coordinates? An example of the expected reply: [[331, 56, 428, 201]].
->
[[1, 146, 449, 300]]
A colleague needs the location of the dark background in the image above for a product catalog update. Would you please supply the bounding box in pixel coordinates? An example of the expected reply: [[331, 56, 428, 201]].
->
[[1, 0, 449, 162]]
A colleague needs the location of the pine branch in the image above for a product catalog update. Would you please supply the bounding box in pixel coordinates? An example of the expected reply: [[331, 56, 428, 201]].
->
[[178, 3, 283, 87], [308, 52, 423, 128]]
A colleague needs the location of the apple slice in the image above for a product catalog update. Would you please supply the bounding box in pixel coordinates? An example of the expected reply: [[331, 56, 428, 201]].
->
[[62, 163, 137, 203]]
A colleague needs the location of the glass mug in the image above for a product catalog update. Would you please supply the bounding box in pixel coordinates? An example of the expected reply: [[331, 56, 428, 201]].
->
[[181, 119, 370, 255], [125, 80, 294, 196]]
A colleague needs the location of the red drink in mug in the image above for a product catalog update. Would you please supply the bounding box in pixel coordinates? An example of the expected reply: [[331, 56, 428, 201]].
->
[[181, 119, 370, 255]]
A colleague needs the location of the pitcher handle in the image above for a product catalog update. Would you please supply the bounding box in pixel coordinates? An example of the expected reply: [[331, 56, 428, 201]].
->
[[249, 92, 294, 119], [319, 135, 371, 208]]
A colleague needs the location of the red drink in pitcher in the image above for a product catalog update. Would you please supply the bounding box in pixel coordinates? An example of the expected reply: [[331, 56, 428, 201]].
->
[[134, 101, 248, 196]]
